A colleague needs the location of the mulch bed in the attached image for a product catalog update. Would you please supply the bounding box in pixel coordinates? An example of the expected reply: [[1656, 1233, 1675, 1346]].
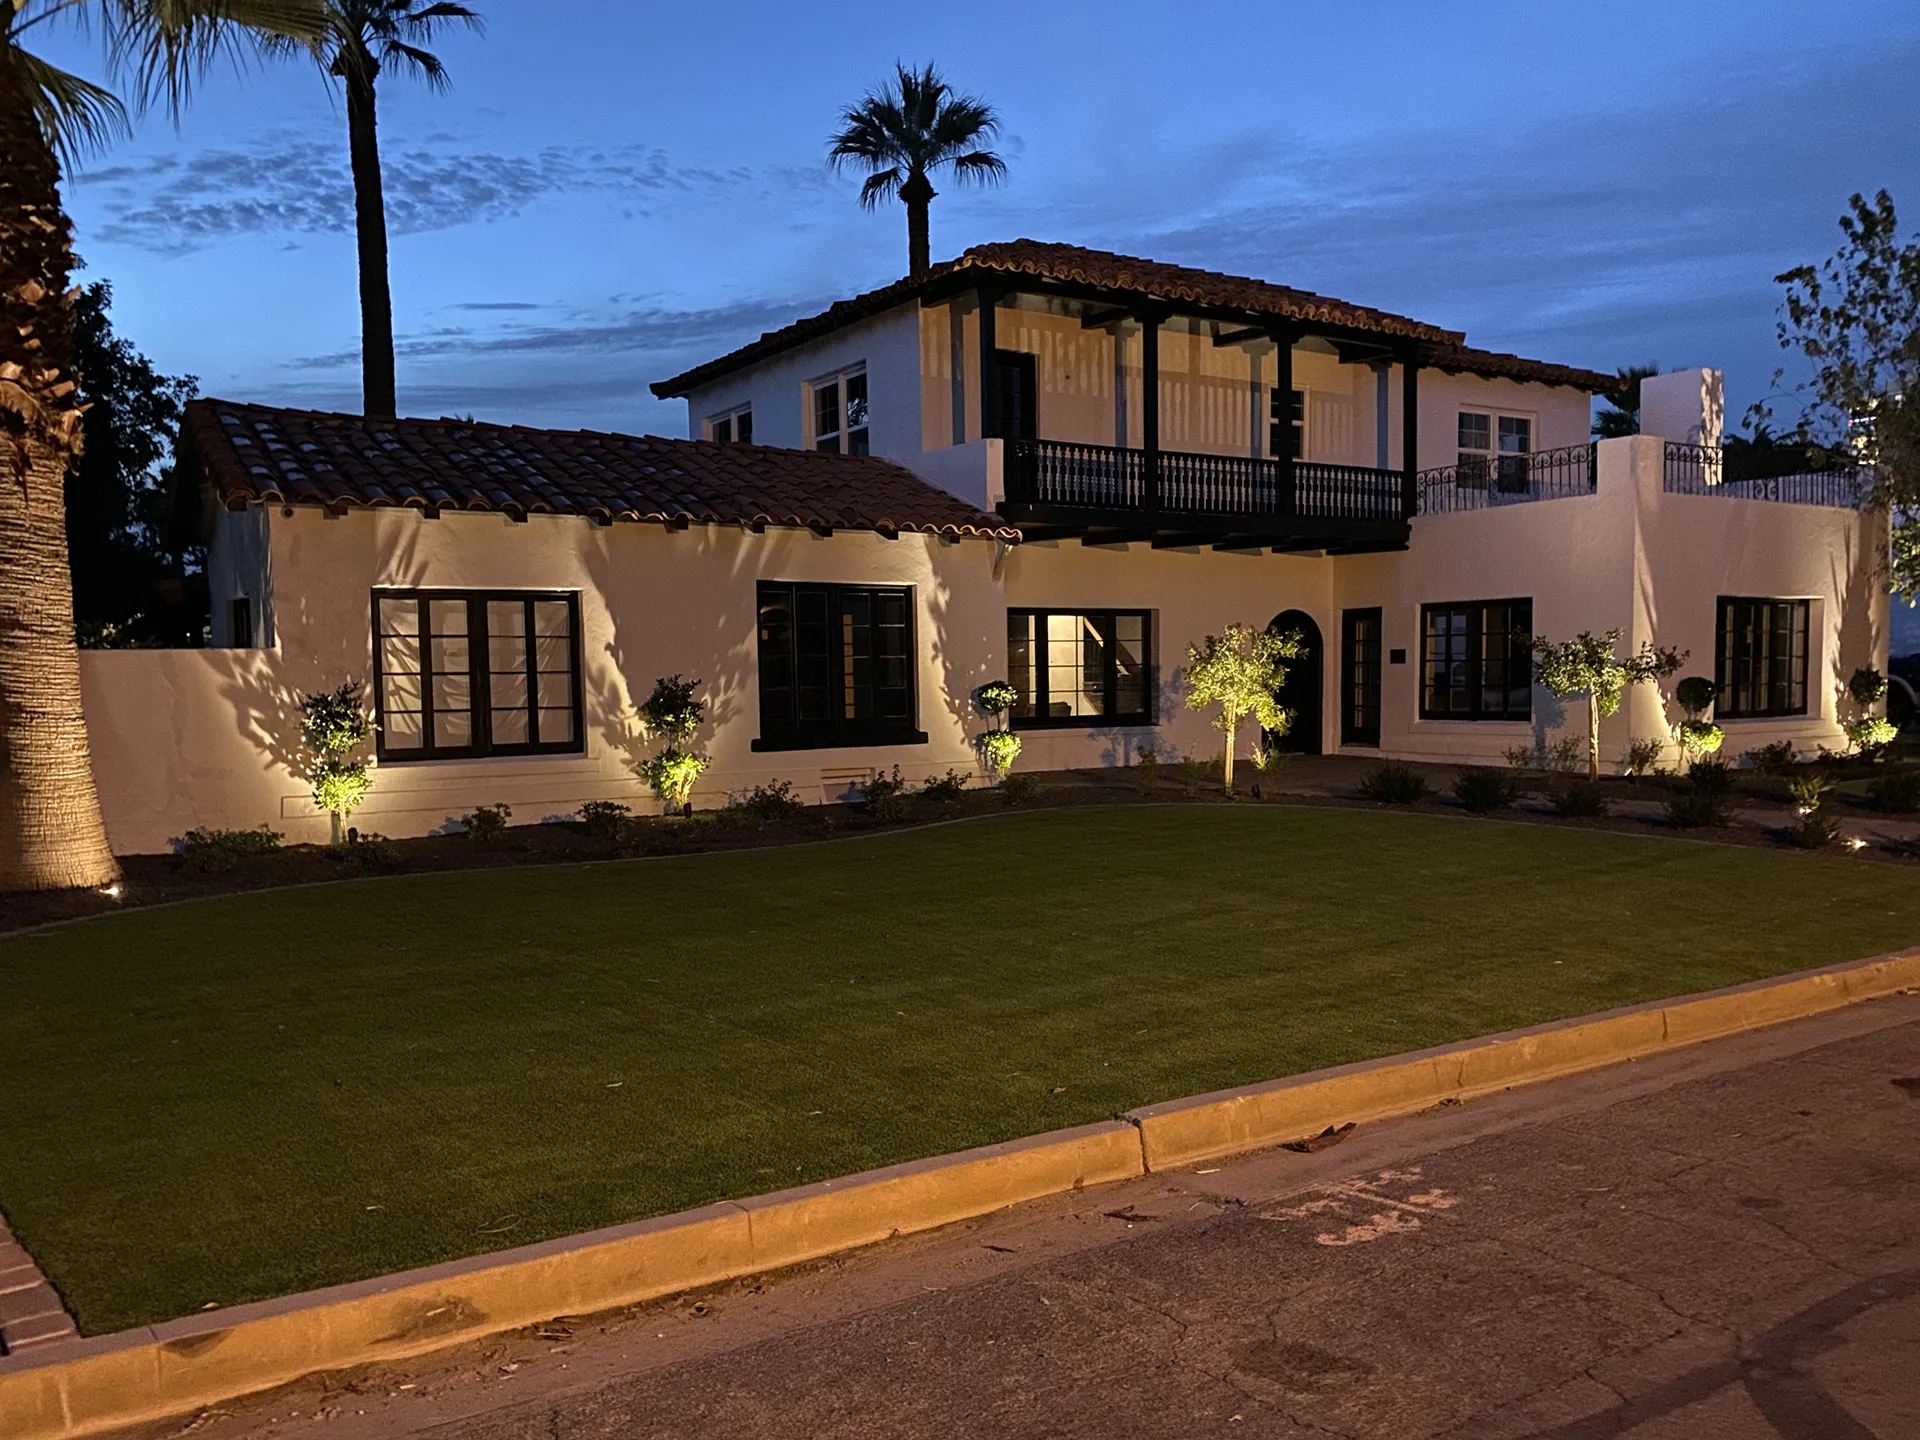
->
[[1, 767, 1911, 938]]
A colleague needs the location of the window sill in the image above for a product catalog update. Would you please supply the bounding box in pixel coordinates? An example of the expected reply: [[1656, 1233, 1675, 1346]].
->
[[1010, 716, 1156, 732], [752, 730, 929, 753], [1715, 713, 1812, 723], [374, 746, 587, 766], [1413, 716, 1532, 725]]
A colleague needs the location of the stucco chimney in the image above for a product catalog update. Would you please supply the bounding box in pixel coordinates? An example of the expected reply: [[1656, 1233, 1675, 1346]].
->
[[1639, 368, 1724, 449]]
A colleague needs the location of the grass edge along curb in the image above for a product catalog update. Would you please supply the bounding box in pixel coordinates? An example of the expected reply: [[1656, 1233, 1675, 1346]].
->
[[4, 947, 1917, 1440]]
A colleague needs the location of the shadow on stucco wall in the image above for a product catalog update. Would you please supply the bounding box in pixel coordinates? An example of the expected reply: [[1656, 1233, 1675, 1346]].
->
[[1830, 516, 1885, 712]]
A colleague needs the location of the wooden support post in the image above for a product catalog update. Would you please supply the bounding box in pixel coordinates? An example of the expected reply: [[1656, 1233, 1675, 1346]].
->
[[977, 289, 998, 441], [1274, 330, 1295, 517], [1401, 351, 1420, 518], [1141, 310, 1160, 513]]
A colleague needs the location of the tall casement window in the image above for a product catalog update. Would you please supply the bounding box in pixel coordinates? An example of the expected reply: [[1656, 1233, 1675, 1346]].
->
[[1716, 598, 1809, 718], [706, 405, 752, 444], [756, 582, 921, 750], [1269, 388, 1306, 459], [373, 590, 583, 761], [1457, 410, 1532, 490], [1006, 610, 1152, 728], [810, 368, 870, 454], [991, 350, 1038, 442], [1420, 599, 1533, 721], [1340, 608, 1383, 747]]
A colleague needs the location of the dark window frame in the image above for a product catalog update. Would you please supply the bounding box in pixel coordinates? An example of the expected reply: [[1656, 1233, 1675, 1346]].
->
[[228, 596, 253, 648], [991, 349, 1038, 442], [371, 588, 585, 763], [753, 580, 925, 752], [810, 367, 869, 455], [1340, 607, 1383, 747], [1715, 597, 1810, 719], [1419, 598, 1534, 722], [1006, 608, 1155, 731], [1268, 386, 1306, 460]]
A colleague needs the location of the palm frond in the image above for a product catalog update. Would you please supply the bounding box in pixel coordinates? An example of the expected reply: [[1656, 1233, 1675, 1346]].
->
[[826, 60, 1006, 197], [948, 149, 1007, 187], [10, 44, 130, 162], [108, 0, 327, 119], [377, 36, 444, 87], [857, 168, 902, 210]]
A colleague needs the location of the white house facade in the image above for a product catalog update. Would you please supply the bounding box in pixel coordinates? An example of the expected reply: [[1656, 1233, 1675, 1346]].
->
[[77, 243, 1888, 852]]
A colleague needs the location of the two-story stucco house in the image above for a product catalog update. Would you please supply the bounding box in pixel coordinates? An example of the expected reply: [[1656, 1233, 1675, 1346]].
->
[[77, 242, 1887, 851]]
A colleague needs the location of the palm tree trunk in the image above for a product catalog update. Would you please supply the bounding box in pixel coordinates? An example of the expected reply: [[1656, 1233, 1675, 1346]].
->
[[0, 52, 121, 892], [345, 65, 398, 418], [901, 170, 935, 278]]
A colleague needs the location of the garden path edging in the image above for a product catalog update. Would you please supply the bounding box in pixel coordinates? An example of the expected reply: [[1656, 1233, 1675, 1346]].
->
[[3, 948, 1917, 1440]]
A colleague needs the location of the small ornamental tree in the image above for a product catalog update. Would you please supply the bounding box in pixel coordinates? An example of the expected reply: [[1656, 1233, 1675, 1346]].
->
[[299, 681, 375, 843], [1845, 665, 1898, 756], [637, 675, 707, 813], [1531, 631, 1685, 779], [1673, 674, 1725, 764], [974, 679, 1022, 781], [1183, 624, 1300, 795]]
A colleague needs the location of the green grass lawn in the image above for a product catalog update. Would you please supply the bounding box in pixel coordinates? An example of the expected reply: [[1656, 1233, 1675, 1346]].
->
[[5, 805, 1919, 1335]]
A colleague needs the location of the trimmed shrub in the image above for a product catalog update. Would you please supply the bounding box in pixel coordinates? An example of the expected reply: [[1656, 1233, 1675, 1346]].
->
[[1741, 740, 1797, 775], [1675, 675, 1717, 718], [1621, 737, 1664, 777], [1132, 744, 1162, 791], [328, 832, 400, 873], [860, 766, 908, 821], [737, 781, 804, 823], [921, 769, 970, 803], [180, 825, 283, 873], [578, 800, 631, 839], [1845, 715, 1898, 756], [1451, 766, 1515, 814], [998, 771, 1040, 805], [1849, 666, 1889, 708], [1868, 769, 1920, 813], [978, 729, 1022, 776], [1358, 761, 1430, 804], [1551, 779, 1609, 817], [463, 803, 512, 842], [1665, 759, 1735, 828]]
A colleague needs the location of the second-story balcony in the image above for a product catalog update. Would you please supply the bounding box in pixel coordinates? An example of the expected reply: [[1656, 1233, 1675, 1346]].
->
[[1000, 439, 1412, 552]]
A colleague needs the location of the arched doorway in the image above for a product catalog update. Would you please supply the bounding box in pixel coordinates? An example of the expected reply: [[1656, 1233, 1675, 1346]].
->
[[1268, 609, 1323, 755]]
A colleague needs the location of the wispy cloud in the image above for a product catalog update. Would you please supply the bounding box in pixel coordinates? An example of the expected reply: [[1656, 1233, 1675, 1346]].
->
[[74, 133, 821, 253]]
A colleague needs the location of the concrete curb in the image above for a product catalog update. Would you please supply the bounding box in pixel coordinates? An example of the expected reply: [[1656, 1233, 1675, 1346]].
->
[[3, 950, 1916, 1439]]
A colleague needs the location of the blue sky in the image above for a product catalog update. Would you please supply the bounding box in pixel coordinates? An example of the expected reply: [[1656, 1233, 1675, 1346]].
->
[[38, 0, 1920, 439]]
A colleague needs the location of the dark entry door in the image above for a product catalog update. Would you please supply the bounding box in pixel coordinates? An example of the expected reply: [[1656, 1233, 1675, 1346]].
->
[[1268, 609, 1323, 755], [992, 350, 1038, 442]]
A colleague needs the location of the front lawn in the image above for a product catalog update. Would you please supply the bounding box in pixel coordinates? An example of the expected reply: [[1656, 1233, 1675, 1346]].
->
[[4, 805, 1918, 1335]]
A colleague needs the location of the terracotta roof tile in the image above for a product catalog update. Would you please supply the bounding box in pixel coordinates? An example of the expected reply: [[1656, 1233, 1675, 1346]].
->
[[181, 400, 1019, 541], [652, 240, 1617, 398]]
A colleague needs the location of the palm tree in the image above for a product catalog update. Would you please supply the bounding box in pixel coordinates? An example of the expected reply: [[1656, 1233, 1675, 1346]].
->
[[314, 1, 482, 419], [0, 0, 323, 893], [1593, 363, 1661, 437], [828, 62, 1006, 279]]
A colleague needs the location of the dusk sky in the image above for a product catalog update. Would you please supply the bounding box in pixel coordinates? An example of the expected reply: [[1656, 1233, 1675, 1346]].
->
[[39, 0, 1920, 440]]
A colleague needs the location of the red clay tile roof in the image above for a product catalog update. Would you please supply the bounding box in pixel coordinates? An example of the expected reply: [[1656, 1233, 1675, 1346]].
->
[[180, 400, 1020, 541], [1428, 343, 1621, 396], [652, 240, 1619, 399]]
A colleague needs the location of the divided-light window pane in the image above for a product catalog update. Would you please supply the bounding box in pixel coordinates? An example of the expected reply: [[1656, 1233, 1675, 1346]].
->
[[755, 581, 917, 747], [373, 590, 581, 760], [1005, 609, 1153, 727], [1420, 599, 1531, 720]]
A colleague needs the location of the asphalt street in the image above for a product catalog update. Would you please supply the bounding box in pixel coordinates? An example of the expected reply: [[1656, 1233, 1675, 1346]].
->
[[120, 992, 1920, 1440]]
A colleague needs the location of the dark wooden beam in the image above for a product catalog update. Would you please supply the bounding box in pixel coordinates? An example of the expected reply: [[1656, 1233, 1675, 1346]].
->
[[1333, 339, 1396, 366], [1276, 331, 1295, 516], [1401, 350, 1420, 518], [1212, 326, 1267, 348], [1141, 314, 1160, 513], [1079, 304, 1133, 330], [978, 287, 999, 440], [1151, 533, 1231, 550], [1080, 529, 1158, 546]]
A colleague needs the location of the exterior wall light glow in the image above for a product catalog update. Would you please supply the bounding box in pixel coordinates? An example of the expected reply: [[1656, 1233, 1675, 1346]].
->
[[100, 882, 123, 899]]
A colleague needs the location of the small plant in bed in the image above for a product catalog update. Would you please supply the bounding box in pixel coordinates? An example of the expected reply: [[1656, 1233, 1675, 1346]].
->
[[736, 781, 805, 824], [1549, 778, 1609, 818], [920, 769, 970, 804], [1358, 761, 1430, 804], [328, 831, 400, 873], [180, 825, 283, 874], [1621, 737, 1663, 779], [1452, 766, 1515, 814], [1787, 773, 1842, 848], [1741, 740, 1797, 775], [1867, 768, 1920, 813], [1665, 759, 1735, 828], [997, 771, 1040, 805], [463, 803, 512, 843], [578, 801, 632, 839], [860, 766, 908, 821]]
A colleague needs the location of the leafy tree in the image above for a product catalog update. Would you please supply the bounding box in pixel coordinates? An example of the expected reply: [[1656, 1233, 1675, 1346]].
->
[[1, 0, 325, 894], [637, 674, 707, 812], [1591, 363, 1660, 438], [67, 279, 200, 647], [828, 62, 1006, 278], [1531, 630, 1684, 779], [1183, 623, 1299, 795], [1757, 190, 1920, 594], [307, 0, 483, 418], [299, 680, 374, 842]]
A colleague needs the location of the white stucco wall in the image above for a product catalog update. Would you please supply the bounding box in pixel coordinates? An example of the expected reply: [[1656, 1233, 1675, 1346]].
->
[[677, 305, 924, 462]]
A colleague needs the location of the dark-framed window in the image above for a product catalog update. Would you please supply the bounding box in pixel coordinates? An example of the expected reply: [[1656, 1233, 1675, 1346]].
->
[[1269, 387, 1305, 459], [810, 369, 869, 454], [991, 349, 1038, 441], [228, 597, 253, 648], [1341, 607, 1382, 747], [1716, 597, 1809, 718], [755, 581, 922, 750], [1420, 598, 1533, 721], [1006, 609, 1153, 728], [372, 589, 583, 761]]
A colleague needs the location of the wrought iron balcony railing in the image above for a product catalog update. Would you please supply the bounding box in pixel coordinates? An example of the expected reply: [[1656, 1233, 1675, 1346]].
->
[[1002, 439, 1406, 523], [1663, 442, 1866, 508], [1415, 443, 1596, 515]]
